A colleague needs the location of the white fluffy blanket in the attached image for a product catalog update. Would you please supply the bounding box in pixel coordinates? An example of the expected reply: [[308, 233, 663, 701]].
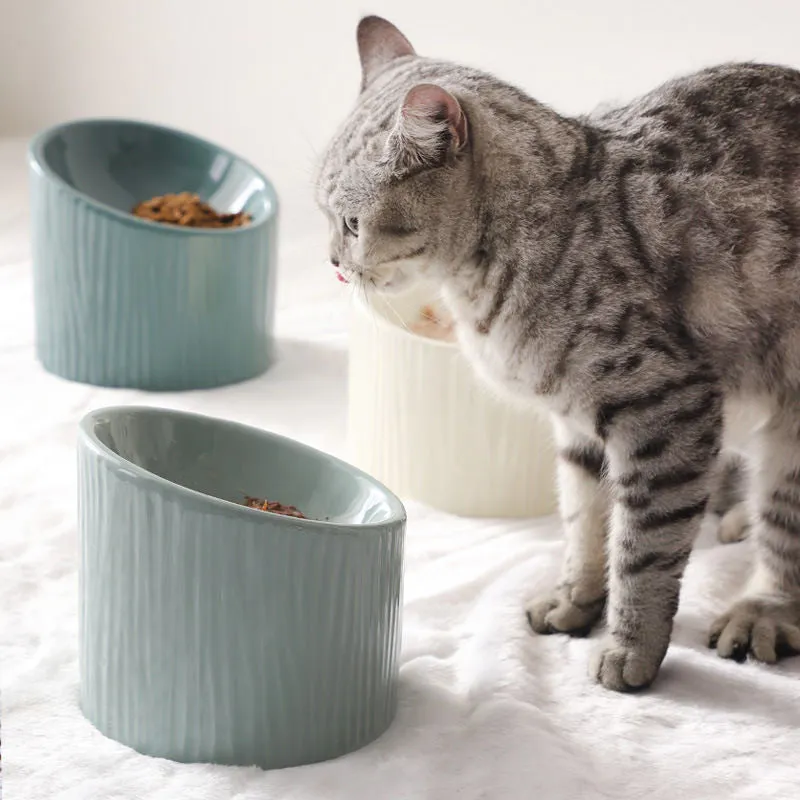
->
[[1, 140, 798, 800]]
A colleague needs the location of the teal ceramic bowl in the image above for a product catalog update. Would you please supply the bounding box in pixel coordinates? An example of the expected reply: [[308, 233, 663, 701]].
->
[[29, 119, 278, 390], [77, 406, 405, 770]]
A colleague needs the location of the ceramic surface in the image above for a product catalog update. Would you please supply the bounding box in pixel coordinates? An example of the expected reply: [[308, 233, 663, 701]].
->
[[78, 406, 405, 769], [348, 284, 558, 517], [30, 119, 278, 389]]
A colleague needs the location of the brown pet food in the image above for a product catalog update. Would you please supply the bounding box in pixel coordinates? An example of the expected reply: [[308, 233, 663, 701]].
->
[[244, 496, 306, 519], [132, 192, 251, 228], [410, 304, 456, 342]]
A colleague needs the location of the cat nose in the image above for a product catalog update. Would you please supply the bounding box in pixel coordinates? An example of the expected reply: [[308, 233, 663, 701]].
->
[[330, 256, 348, 283]]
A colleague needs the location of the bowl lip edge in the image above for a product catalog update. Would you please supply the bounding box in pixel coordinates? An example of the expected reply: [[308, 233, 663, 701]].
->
[[78, 404, 407, 533], [351, 287, 458, 352], [28, 117, 279, 237]]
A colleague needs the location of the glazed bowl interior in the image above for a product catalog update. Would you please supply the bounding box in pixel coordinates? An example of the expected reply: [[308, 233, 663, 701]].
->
[[32, 119, 273, 226], [86, 407, 403, 526]]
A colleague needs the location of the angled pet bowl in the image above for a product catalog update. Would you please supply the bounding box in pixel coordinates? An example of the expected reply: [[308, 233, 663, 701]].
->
[[78, 406, 405, 770], [29, 119, 278, 390], [348, 283, 558, 517]]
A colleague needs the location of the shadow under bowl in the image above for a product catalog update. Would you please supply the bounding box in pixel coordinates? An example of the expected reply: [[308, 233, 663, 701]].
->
[[30, 118, 279, 390], [78, 405, 406, 770]]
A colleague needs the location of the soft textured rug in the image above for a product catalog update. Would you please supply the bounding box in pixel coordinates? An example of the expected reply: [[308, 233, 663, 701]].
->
[[2, 139, 799, 800]]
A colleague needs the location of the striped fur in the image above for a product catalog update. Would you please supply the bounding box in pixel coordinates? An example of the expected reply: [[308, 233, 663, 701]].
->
[[317, 17, 800, 691]]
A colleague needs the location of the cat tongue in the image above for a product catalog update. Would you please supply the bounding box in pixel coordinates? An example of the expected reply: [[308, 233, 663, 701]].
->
[[336, 271, 348, 283]]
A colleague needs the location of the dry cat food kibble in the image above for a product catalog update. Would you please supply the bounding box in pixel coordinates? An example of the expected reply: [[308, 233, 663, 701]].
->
[[132, 192, 251, 228], [410, 304, 456, 342], [244, 496, 306, 519]]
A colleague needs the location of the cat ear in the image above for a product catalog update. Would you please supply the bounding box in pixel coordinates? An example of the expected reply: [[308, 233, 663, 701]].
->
[[357, 16, 415, 89], [388, 84, 469, 169]]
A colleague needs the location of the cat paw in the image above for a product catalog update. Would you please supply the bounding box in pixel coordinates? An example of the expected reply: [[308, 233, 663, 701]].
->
[[526, 584, 605, 638], [717, 503, 750, 544], [708, 597, 800, 663], [589, 635, 663, 692]]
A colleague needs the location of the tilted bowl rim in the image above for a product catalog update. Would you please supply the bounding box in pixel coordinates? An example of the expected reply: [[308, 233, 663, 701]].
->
[[79, 405, 407, 533], [351, 287, 458, 351], [29, 117, 278, 237]]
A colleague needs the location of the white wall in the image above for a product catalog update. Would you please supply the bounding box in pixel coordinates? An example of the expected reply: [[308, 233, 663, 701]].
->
[[2, 0, 799, 238]]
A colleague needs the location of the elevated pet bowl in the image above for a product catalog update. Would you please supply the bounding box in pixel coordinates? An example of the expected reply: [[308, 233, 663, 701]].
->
[[348, 283, 557, 517], [29, 118, 278, 390], [78, 406, 405, 770]]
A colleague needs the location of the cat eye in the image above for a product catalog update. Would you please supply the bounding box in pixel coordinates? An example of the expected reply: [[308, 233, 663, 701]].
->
[[344, 217, 359, 237]]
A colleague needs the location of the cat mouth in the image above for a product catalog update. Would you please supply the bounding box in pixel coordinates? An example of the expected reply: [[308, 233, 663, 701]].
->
[[332, 264, 406, 292], [332, 266, 388, 288]]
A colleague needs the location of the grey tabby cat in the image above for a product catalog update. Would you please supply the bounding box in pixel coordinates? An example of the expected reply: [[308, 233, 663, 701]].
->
[[317, 16, 800, 691]]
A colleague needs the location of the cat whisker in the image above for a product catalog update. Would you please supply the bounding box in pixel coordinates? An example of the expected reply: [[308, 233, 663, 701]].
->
[[374, 289, 413, 336], [356, 278, 386, 336], [362, 278, 380, 332]]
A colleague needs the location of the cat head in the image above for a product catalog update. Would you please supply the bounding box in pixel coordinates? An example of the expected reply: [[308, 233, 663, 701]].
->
[[316, 16, 478, 294]]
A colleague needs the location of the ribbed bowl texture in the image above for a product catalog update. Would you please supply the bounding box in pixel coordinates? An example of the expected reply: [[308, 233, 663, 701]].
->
[[29, 118, 278, 390], [348, 284, 558, 517], [78, 406, 406, 770]]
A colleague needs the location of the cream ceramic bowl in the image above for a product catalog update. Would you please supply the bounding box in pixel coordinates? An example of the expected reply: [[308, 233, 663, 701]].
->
[[348, 283, 557, 518]]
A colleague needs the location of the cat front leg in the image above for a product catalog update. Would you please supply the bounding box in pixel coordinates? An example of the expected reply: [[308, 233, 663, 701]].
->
[[527, 415, 609, 637], [590, 369, 723, 691]]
